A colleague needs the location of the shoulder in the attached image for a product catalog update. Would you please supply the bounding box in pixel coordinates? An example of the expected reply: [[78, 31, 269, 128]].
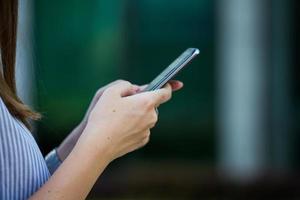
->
[[0, 97, 13, 126], [0, 97, 8, 113], [0, 97, 15, 122], [0, 96, 31, 139], [0, 97, 29, 132], [0, 96, 25, 137], [0, 97, 20, 128]]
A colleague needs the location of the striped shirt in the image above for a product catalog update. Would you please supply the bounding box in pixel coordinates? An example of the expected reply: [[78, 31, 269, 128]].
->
[[0, 98, 50, 199]]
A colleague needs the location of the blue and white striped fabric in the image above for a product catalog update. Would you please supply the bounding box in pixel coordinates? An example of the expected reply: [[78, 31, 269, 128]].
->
[[0, 98, 50, 199]]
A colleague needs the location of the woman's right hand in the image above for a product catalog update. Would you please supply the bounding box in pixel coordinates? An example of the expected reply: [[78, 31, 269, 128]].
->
[[77, 80, 173, 162]]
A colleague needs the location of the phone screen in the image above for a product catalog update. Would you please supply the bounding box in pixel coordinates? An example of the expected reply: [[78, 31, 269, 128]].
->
[[142, 48, 200, 92]]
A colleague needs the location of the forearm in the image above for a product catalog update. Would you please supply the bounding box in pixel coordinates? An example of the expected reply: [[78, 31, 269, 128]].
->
[[31, 127, 111, 200]]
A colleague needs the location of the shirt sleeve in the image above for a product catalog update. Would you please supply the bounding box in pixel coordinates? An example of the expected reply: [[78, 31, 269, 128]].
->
[[45, 148, 62, 175]]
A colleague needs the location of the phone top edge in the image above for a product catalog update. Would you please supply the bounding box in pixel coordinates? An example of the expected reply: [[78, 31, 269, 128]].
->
[[150, 51, 198, 90], [188, 48, 200, 55], [142, 48, 200, 92]]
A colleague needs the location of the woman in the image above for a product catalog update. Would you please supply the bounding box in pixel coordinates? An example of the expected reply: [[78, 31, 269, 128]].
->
[[0, 0, 183, 199]]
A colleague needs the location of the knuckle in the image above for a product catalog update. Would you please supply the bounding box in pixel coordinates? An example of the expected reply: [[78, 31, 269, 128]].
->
[[119, 80, 131, 85], [151, 111, 158, 123], [161, 93, 171, 102], [161, 93, 167, 101], [144, 130, 151, 138], [143, 98, 155, 109], [168, 89, 172, 97], [103, 87, 114, 94], [113, 80, 131, 88], [120, 80, 133, 89], [169, 90, 172, 98], [141, 136, 150, 146], [105, 87, 119, 96], [148, 112, 158, 128], [149, 122, 156, 129], [95, 88, 104, 96], [114, 79, 125, 83], [165, 91, 172, 100]]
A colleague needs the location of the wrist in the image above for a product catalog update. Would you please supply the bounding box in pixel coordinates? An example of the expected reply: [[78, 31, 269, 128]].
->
[[76, 122, 115, 164]]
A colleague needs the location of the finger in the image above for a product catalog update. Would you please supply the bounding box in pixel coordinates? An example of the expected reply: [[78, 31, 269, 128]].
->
[[133, 83, 172, 107], [85, 80, 132, 120], [137, 84, 148, 93], [153, 83, 173, 106], [168, 80, 184, 91], [94, 80, 128, 100], [137, 81, 182, 93], [108, 81, 138, 97], [133, 84, 141, 93], [149, 108, 158, 129], [139, 129, 151, 147]]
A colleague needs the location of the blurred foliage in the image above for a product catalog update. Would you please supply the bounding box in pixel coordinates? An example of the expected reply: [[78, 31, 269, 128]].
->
[[34, 0, 215, 161]]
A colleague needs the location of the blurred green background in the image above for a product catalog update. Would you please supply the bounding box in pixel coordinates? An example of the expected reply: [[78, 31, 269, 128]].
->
[[34, 0, 215, 161], [29, 0, 300, 199]]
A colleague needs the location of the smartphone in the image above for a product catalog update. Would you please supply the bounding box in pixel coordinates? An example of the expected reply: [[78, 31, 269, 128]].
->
[[142, 48, 200, 92]]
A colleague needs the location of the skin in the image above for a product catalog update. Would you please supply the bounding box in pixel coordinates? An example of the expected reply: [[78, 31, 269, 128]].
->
[[30, 80, 183, 199]]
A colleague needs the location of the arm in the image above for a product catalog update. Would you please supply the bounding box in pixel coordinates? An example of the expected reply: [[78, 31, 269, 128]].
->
[[31, 81, 174, 199], [33, 126, 112, 199]]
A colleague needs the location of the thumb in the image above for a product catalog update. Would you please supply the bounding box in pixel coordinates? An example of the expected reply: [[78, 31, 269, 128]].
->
[[129, 83, 172, 107], [109, 80, 139, 97]]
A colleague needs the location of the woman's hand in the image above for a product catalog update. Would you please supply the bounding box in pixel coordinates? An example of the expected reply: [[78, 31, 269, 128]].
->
[[77, 80, 174, 161], [56, 80, 183, 161], [83, 79, 183, 127]]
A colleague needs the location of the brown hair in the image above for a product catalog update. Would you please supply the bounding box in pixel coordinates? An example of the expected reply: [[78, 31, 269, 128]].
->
[[0, 0, 40, 129]]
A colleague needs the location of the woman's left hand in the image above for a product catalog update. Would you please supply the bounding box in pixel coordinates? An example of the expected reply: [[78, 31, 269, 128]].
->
[[56, 79, 183, 161]]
